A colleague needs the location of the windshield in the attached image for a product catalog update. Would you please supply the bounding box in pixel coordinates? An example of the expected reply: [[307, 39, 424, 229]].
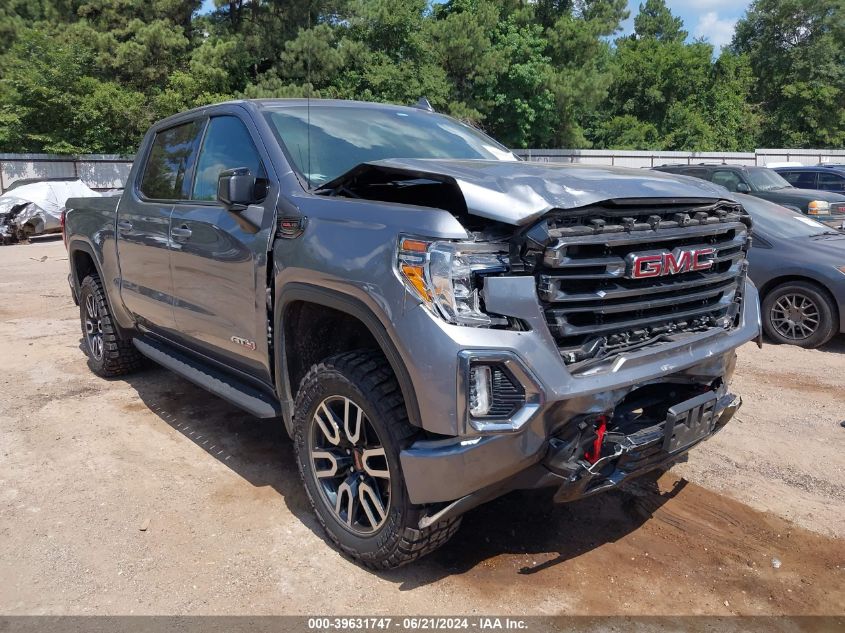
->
[[746, 167, 791, 192], [263, 104, 517, 187], [741, 195, 833, 238]]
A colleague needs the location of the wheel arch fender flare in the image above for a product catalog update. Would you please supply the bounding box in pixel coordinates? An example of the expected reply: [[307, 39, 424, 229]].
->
[[273, 283, 422, 435], [68, 238, 118, 319]]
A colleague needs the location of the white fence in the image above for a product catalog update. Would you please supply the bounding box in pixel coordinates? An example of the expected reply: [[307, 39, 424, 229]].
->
[[515, 148, 845, 168], [0, 153, 133, 194], [2, 148, 845, 193]]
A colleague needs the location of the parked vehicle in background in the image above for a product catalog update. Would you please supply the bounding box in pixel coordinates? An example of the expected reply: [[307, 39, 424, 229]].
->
[[762, 162, 804, 169], [774, 165, 845, 193], [64, 98, 760, 568], [0, 178, 101, 245], [653, 164, 845, 230], [737, 193, 845, 348]]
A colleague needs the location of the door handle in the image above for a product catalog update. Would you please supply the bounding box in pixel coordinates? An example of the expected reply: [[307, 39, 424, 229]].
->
[[171, 225, 192, 241], [117, 220, 133, 233]]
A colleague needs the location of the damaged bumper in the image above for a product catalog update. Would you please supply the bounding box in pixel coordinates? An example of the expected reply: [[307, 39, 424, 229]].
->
[[546, 390, 740, 503], [400, 280, 760, 508], [416, 388, 741, 529]]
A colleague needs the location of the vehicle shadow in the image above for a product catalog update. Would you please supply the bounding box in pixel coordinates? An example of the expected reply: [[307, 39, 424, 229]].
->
[[819, 335, 845, 354], [115, 362, 323, 535], [760, 334, 845, 355], [380, 478, 684, 590], [117, 362, 683, 587]]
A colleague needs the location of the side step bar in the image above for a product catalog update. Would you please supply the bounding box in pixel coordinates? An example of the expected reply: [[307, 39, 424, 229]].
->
[[133, 337, 281, 419]]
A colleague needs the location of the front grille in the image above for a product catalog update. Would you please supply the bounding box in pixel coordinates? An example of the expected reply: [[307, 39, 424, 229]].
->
[[527, 201, 750, 367], [830, 202, 845, 215]]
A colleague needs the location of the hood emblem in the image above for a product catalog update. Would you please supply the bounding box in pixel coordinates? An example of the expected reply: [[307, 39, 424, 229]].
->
[[626, 247, 715, 279]]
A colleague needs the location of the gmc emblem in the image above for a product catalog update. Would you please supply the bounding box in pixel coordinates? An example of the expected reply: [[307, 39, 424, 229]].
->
[[626, 247, 715, 279]]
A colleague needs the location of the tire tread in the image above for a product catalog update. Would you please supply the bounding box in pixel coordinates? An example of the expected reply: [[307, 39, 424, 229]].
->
[[80, 274, 143, 377], [294, 350, 460, 569], [762, 280, 838, 349]]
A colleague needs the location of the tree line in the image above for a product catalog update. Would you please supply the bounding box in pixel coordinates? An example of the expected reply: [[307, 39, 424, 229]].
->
[[0, 0, 842, 155]]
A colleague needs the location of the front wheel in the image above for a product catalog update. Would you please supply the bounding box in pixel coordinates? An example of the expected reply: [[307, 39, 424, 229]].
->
[[762, 281, 838, 349], [293, 351, 460, 569]]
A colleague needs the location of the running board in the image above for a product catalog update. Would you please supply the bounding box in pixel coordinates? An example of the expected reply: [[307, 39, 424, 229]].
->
[[132, 337, 281, 419]]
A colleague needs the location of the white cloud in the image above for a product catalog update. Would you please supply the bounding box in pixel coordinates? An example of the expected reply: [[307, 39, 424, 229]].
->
[[693, 11, 737, 49]]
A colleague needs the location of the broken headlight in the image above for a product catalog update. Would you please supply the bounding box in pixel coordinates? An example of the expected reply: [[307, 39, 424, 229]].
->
[[397, 236, 508, 327]]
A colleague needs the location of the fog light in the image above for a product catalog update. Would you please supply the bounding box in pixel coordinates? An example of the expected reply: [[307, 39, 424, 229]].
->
[[469, 365, 492, 417]]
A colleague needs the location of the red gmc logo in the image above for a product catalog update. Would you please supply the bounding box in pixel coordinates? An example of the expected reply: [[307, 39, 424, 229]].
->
[[626, 247, 715, 279]]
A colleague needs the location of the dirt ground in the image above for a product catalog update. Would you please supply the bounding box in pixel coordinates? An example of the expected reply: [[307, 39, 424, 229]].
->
[[0, 238, 843, 616]]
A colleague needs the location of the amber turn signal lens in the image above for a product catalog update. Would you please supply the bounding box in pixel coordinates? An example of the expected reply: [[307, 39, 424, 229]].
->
[[399, 237, 429, 253], [400, 263, 431, 301]]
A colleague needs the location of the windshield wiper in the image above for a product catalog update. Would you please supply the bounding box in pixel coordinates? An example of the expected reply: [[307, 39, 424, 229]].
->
[[809, 231, 841, 238]]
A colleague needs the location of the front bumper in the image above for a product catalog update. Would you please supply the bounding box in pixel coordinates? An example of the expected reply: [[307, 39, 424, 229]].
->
[[398, 279, 761, 507], [417, 390, 741, 528], [546, 390, 740, 503]]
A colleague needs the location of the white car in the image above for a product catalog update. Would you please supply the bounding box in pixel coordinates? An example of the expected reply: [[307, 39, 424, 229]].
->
[[0, 178, 102, 244]]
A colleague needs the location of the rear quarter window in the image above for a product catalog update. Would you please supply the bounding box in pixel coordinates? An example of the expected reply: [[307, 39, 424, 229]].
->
[[139, 120, 204, 200]]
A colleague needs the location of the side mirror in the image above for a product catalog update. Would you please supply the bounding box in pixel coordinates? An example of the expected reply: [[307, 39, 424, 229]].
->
[[736, 182, 751, 194], [217, 167, 265, 211]]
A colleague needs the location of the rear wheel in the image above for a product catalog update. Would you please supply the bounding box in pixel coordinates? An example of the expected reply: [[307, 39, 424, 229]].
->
[[293, 350, 460, 569], [78, 274, 143, 377], [762, 281, 837, 349]]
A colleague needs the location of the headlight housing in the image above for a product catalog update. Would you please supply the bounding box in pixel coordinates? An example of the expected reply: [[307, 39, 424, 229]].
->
[[397, 236, 508, 327], [808, 200, 831, 215]]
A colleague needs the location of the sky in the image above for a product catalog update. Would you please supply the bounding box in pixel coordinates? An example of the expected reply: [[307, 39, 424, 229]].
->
[[621, 0, 753, 49], [199, 0, 752, 51]]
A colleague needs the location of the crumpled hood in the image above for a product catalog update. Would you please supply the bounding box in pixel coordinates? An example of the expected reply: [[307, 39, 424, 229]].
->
[[325, 158, 736, 225]]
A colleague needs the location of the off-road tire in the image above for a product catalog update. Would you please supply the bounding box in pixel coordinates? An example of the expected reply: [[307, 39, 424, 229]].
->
[[762, 281, 838, 349], [293, 350, 461, 569], [78, 274, 143, 377]]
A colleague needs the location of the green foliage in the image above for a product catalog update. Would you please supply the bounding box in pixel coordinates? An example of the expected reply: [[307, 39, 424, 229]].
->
[[593, 0, 761, 151], [0, 0, 840, 154], [0, 28, 150, 153], [633, 0, 686, 43], [733, 0, 845, 148]]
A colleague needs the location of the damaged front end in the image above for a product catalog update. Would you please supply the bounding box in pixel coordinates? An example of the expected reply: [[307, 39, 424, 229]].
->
[[0, 202, 41, 245], [544, 383, 741, 503], [325, 157, 756, 521]]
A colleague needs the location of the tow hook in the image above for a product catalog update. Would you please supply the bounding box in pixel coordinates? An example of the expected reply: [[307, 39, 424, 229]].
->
[[584, 415, 607, 464]]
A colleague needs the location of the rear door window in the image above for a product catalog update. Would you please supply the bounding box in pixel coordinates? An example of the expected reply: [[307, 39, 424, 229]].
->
[[783, 171, 818, 188], [191, 116, 266, 201], [139, 120, 204, 200], [818, 172, 845, 192]]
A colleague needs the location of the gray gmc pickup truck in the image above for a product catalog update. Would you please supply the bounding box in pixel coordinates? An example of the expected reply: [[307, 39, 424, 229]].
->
[[64, 99, 761, 568]]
